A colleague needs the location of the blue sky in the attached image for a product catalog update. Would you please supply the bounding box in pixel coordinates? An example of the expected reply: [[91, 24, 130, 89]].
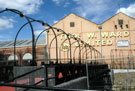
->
[[0, 0, 135, 41]]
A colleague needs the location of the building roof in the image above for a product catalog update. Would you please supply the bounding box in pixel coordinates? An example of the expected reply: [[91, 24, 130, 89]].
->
[[52, 13, 97, 26], [101, 12, 135, 24], [0, 38, 46, 48], [53, 12, 135, 26]]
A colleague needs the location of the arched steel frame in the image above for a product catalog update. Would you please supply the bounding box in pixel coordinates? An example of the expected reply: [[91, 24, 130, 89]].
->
[[0, 8, 101, 65], [47, 32, 70, 62], [82, 45, 91, 60], [86, 47, 93, 59], [78, 41, 87, 60], [0, 8, 36, 66], [33, 25, 59, 63], [59, 36, 80, 63], [55, 29, 72, 63]]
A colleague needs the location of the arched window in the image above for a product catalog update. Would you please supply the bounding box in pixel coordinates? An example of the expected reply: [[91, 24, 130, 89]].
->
[[23, 53, 32, 60], [8, 54, 18, 65], [8, 54, 18, 61], [22, 53, 32, 65]]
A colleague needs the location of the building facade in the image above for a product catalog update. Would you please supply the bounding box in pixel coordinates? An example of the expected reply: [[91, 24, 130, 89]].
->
[[48, 12, 135, 67], [0, 39, 47, 66]]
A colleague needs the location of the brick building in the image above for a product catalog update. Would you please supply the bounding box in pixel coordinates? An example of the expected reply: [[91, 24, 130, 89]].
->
[[0, 38, 47, 66], [48, 12, 135, 67]]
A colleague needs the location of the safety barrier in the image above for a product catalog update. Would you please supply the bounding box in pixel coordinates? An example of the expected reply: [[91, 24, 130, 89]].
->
[[86, 56, 135, 91]]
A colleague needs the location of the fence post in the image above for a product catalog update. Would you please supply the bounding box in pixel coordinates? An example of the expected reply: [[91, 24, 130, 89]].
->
[[85, 59, 89, 89], [45, 66, 48, 87], [110, 69, 114, 85], [126, 56, 130, 91]]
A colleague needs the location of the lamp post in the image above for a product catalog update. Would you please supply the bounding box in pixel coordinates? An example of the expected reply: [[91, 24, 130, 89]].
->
[[98, 25, 102, 63]]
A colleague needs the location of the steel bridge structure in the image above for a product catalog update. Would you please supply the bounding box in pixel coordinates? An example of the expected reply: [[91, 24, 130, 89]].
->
[[0, 9, 112, 91]]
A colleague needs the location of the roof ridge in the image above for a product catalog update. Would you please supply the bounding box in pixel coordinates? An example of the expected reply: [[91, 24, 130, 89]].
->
[[101, 12, 135, 24], [52, 12, 97, 26], [52, 12, 135, 26]]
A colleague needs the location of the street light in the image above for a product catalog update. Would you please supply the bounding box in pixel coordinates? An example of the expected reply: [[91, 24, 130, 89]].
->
[[98, 25, 102, 63]]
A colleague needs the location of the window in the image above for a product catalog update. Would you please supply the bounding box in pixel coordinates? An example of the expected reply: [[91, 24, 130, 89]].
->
[[115, 25, 117, 29], [118, 19, 123, 25], [120, 25, 123, 29], [70, 22, 75, 27], [126, 24, 128, 28]]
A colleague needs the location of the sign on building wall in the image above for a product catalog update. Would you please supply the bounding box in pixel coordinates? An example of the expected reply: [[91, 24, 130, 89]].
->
[[117, 40, 130, 47]]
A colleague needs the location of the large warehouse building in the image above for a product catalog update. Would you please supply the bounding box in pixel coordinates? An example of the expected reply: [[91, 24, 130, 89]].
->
[[48, 12, 135, 68]]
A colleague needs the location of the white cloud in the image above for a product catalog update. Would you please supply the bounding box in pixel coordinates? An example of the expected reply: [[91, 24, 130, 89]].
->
[[0, 35, 11, 41], [116, 3, 135, 18], [0, 0, 43, 14], [64, 2, 70, 7], [52, 0, 70, 7], [0, 17, 14, 30], [35, 30, 44, 36], [73, 0, 115, 23], [73, 0, 110, 17], [52, 0, 62, 5], [81, 12, 87, 18], [53, 20, 58, 24], [91, 17, 101, 24]]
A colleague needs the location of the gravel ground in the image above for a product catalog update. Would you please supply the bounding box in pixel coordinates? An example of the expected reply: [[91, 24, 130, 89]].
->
[[112, 72, 135, 91]]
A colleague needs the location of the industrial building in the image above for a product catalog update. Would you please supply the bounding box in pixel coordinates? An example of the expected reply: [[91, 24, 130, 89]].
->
[[0, 38, 47, 66], [48, 12, 135, 67]]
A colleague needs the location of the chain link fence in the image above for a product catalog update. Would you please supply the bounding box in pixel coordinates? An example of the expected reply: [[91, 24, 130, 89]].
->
[[86, 56, 135, 91]]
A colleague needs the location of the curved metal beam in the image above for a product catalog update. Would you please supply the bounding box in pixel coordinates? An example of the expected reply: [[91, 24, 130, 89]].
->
[[14, 20, 35, 66], [0, 9, 36, 66], [82, 46, 91, 60]]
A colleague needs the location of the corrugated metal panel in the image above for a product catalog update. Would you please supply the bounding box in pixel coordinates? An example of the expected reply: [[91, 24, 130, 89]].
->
[[0, 38, 46, 48]]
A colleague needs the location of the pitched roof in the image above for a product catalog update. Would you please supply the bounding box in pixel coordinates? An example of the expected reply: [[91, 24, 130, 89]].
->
[[53, 12, 135, 26], [101, 12, 135, 24], [0, 38, 46, 48], [52, 13, 97, 26]]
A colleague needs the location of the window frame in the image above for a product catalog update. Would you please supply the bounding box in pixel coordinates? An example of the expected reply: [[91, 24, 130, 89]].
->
[[70, 22, 75, 27]]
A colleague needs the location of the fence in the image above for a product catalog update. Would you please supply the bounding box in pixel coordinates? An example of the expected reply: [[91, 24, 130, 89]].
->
[[86, 56, 135, 91], [0, 64, 91, 91], [13, 66, 46, 91]]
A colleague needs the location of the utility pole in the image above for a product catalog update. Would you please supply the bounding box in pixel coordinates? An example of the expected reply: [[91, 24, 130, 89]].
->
[[98, 25, 103, 63]]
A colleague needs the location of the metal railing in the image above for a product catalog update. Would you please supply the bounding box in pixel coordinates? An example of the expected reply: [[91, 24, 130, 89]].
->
[[0, 65, 90, 91]]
